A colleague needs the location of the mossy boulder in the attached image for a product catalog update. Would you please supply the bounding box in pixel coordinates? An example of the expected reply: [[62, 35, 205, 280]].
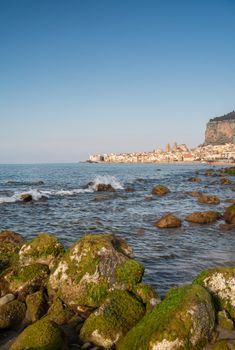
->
[[2, 263, 50, 300], [48, 234, 144, 313], [19, 233, 64, 269], [117, 284, 215, 350], [0, 242, 20, 273], [26, 289, 48, 322], [0, 300, 26, 329], [185, 211, 221, 224], [151, 185, 170, 196], [194, 267, 235, 320], [44, 297, 75, 325], [224, 205, 235, 224], [218, 310, 234, 330], [198, 195, 220, 205], [133, 283, 161, 311], [212, 340, 235, 350], [155, 213, 182, 228], [80, 290, 145, 348], [10, 319, 67, 350]]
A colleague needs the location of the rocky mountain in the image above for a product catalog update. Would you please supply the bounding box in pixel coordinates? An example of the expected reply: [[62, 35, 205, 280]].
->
[[204, 111, 235, 145]]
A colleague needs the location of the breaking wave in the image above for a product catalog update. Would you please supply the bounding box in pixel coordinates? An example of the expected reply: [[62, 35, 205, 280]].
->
[[89, 175, 124, 191]]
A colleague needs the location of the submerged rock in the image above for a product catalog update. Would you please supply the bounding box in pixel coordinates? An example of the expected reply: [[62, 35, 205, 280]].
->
[[48, 234, 144, 313], [198, 195, 220, 205], [10, 319, 67, 350], [117, 284, 215, 350], [19, 233, 64, 269], [190, 191, 203, 197], [188, 177, 201, 182], [224, 205, 235, 224], [194, 267, 235, 320], [155, 213, 182, 228], [0, 300, 26, 329], [151, 185, 170, 196], [185, 211, 221, 224], [80, 290, 145, 348]]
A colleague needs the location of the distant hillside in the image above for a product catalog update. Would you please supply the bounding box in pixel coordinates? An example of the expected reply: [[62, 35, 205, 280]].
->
[[205, 111, 235, 145]]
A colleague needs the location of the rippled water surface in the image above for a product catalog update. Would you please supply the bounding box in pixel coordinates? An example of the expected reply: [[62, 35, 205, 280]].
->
[[0, 163, 234, 296]]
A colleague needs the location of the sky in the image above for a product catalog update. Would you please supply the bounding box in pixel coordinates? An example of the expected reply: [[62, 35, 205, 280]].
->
[[0, 0, 235, 163]]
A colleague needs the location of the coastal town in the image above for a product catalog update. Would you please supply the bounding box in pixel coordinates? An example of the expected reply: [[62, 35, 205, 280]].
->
[[88, 143, 235, 164]]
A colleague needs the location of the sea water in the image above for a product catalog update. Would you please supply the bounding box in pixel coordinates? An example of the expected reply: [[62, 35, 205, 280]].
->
[[0, 162, 234, 296]]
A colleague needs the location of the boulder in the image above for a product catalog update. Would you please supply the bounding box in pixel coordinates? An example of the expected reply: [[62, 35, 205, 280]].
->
[[96, 184, 115, 192], [0, 242, 20, 273], [44, 297, 76, 326], [0, 300, 26, 329], [2, 263, 50, 300], [0, 230, 24, 245], [212, 340, 235, 349], [198, 194, 220, 205], [20, 193, 33, 202], [151, 185, 170, 196], [224, 205, 235, 224], [19, 233, 64, 269], [155, 213, 182, 228], [117, 284, 215, 350], [218, 310, 234, 330], [194, 267, 235, 320], [185, 211, 221, 224], [133, 283, 161, 311], [10, 319, 67, 350], [25, 289, 48, 322], [188, 177, 201, 182], [80, 290, 145, 348], [48, 234, 144, 313], [221, 178, 232, 185]]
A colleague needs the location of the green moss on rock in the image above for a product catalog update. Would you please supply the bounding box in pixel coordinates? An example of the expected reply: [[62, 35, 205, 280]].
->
[[44, 297, 75, 325], [117, 284, 215, 350], [133, 283, 161, 311], [217, 310, 234, 330], [0, 243, 20, 273], [26, 289, 48, 322], [115, 259, 144, 290], [0, 300, 26, 329], [19, 233, 64, 269], [10, 319, 66, 350], [80, 290, 145, 348], [224, 167, 235, 175]]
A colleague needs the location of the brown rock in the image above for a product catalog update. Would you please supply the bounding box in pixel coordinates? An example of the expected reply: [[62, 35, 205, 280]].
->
[[96, 184, 116, 192], [151, 185, 170, 196], [224, 205, 235, 224], [188, 177, 201, 182], [219, 223, 235, 231], [20, 194, 33, 202], [221, 177, 232, 185], [190, 191, 203, 197], [0, 230, 24, 245], [225, 199, 235, 204], [155, 213, 182, 228], [198, 195, 220, 205], [185, 211, 221, 224]]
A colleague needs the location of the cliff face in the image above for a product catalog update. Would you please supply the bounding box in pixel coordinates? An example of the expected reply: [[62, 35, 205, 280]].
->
[[204, 111, 235, 145]]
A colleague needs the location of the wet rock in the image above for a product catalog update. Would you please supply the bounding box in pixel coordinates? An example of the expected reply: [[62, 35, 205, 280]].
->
[[185, 211, 221, 224], [117, 284, 215, 350], [0, 293, 15, 307], [48, 234, 144, 314], [194, 266, 235, 320], [218, 310, 234, 330], [20, 193, 33, 202], [0, 230, 24, 245], [0, 300, 26, 329], [188, 177, 201, 182], [151, 185, 170, 196], [198, 195, 220, 205], [224, 205, 235, 224], [221, 178, 232, 185], [96, 184, 115, 192], [219, 223, 235, 231], [190, 191, 203, 197], [80, 290, 145, 348], [10, 319, 67, 350], [133, 283, 161, 311], [19, 233, 64, 269], [2, 263, 50, 300], [45, 297, 76, 325], [155, 213, 182, 228], [225, 199, 235, 204], [26, 289, 48, 322], [93, 195, 113, 202]]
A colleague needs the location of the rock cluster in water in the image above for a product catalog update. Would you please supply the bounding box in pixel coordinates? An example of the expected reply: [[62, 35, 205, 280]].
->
[[0, 227, 235, 350]]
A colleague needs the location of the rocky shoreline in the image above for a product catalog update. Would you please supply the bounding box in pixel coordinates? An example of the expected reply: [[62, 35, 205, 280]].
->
[[0, 167, 235, 350]]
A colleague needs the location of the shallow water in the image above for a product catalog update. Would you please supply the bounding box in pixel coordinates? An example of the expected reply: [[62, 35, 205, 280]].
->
[[0, 163, 234, 296]]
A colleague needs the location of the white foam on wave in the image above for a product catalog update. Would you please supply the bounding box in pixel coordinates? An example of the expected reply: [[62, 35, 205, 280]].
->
[[55, 188, 93, 196], [0, 189, 51, 204], [89, 175, 124, 191]]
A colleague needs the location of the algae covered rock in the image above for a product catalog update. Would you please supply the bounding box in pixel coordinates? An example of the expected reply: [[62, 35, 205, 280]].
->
[[19, 233, 64, 269], [185, 211, 221, 224], [0, 230, 24, 245], [3, 263, 50, 300], [198, 194, 220, 205], [224, 205, 235, 224], [80, 290, 145, 348], [117, 284, 215, 350], [48, 234, 144, 313], [10, 319, 67, 350], [151, 185, 170, 196], [133, 283, 161, 311], [0, 300, 26, 329], [0, 242, 20, 273], [45, 297, 75, 325], [218, 310, 234, 330], [155, 213, 182, 228], [194, 267, 235, 320], [212, 340, 235, 350], [26, 289, 48, 322]]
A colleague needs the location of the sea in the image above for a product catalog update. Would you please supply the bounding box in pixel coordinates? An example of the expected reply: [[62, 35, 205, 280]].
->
[[0, 162, 234, 296]]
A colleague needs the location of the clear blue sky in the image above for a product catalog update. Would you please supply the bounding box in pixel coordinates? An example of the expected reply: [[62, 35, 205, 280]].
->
[[1, 0, 235, 163]]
